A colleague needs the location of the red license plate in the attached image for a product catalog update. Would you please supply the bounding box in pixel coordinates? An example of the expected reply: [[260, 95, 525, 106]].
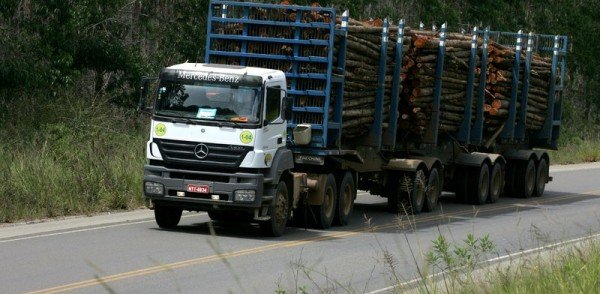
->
[[187, 184, 210, 194]]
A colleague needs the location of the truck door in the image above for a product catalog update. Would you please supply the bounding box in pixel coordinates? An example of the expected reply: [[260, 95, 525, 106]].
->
[[260, 84, 287, 167]]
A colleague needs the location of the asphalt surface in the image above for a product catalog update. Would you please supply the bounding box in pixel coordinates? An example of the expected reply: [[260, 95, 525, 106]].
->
[[1, 163, 599, 293]]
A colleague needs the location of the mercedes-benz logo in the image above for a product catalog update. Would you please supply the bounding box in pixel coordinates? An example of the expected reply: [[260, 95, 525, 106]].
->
[[194, 144, 209, 159]]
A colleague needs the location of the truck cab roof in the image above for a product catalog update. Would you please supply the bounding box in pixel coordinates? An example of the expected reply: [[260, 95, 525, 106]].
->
[[165, 63, 286, 81]]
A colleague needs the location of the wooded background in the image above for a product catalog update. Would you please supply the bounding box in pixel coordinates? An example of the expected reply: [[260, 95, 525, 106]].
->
[[0, 0, 598, 221]]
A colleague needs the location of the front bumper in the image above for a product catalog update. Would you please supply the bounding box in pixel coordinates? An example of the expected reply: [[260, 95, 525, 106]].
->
[[143, 164, 270, 211]]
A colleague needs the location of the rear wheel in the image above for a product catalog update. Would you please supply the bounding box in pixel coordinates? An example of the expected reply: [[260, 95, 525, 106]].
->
[[534, 158, 548, 197], [513, 159, 536, 198], [488, 163, 503, 203], [334, 172, 355, 226], [404, 169, 426, 214], [154, 204, 182, 229], [260, 180, 290, 237], [312, 174, 337, 229], [468, 163, 490, 205], [423, 168, 441, 212], [387, 172, 405, 213]]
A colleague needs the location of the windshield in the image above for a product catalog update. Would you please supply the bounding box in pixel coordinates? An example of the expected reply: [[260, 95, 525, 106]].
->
[[154, 81, 261, 123]]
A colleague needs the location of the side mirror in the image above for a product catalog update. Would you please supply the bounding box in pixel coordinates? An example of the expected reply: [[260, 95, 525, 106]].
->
[[283, 96, 293, 121], [138, 76, 157, 114]]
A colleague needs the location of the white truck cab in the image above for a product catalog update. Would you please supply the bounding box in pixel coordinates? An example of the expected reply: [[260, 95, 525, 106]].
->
[[141, 63, 294, 234]]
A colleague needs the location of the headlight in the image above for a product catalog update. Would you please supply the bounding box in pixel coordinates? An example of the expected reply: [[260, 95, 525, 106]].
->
[[144, 181, 164, 196], [234, 190, 256, 202]]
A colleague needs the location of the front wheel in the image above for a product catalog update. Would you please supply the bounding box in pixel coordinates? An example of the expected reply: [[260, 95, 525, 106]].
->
[[154, 204, 183, 229], [260, 180, 290, 237]]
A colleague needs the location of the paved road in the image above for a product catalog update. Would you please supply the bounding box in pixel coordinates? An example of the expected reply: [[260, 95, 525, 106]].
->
[[1, 163, 600, 293]]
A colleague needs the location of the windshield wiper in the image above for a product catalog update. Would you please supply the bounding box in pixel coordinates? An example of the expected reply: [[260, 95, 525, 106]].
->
[[168, 117, 199, 125], [217, 121, 241, 128]]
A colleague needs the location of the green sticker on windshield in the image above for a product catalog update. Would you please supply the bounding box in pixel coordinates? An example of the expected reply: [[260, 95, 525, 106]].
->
[[155, 123, 166, 137], [240, 131, 253, 144]]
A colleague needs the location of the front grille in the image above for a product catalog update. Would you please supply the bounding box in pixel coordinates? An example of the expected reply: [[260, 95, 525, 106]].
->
[[154, 139, 253, 169]]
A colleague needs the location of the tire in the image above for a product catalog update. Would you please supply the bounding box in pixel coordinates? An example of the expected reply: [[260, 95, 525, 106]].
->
[[488, 163, 503, 203], [406, 169, 426, 214], [468, 163, 490, 205], [533, 158, 548, 197], [154, 204, 183, 229], [387, 172, 406, 213], [514, 159, 536, 198], [311, 174, 337, 229], [260, 180, 290, 237], [334, 172, 355, 226], [423, 167, 441, 212]]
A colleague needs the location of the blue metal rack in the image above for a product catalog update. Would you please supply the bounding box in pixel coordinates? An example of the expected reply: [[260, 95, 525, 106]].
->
[[205, 1, 348, 149], [470, 28, 490, 145], [456, 27, 480, 144], [382, 19, 405, 150], [423, 23, 447, 146]]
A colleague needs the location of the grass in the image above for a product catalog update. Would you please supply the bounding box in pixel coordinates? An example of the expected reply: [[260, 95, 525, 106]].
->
[[549, 138, 600, 165], [458, 239, 600, 294], [0, 84, 147, 223]]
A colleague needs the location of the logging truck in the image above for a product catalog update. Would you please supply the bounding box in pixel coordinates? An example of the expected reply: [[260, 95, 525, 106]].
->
[[139, 1, 568, 236]]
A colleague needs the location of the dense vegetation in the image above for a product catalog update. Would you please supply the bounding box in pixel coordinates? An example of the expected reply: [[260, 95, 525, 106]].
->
[[0, 0, 598, 222]]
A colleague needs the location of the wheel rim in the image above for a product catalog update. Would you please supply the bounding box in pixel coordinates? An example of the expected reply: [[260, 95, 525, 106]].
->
[[342, 183, 352, 215], [428, 173, 439, 205], [537, 160, 548, 195], [525, 161, 536, 195], [480, 166, 490, 201], [414, 171, 425, 207], [324, 186, 335, 219], [490, 166, 502, 200]]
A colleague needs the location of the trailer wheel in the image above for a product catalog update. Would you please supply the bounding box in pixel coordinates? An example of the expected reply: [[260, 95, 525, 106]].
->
[[260, 180, 290, 237], [154, 204, 182, 229], [488, 163, 503, 203], [468, 163, 490, 205], [405, 169, 426, 214], [334, 172, 355, 226], [312, 174, 337, 229], [533, 158, 548, 197], [423, 168, 441, 212], [386, 172, 405, 213], [514, 159, 536, 198]]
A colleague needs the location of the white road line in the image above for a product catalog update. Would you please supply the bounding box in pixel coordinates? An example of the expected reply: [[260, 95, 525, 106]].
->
[[365, 232, 600, 294], [0, 213, 205, 244]]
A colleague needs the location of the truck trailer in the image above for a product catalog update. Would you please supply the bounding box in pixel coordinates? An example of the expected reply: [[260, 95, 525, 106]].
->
[[140, 1, 568, 236]]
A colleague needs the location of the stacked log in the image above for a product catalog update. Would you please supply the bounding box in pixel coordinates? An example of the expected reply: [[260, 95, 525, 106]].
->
[[399, 30, 481, 135], [337, 21, 410, 137], [483, 43, 553, 133]]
